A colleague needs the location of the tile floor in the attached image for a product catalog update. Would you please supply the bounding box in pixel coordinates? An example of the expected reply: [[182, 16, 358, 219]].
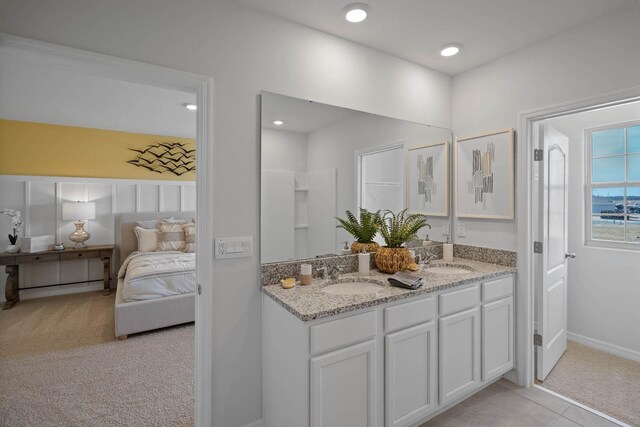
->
[[421, 379, 623, 427]]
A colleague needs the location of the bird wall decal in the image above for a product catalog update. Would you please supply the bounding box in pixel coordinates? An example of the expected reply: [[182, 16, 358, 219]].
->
[[127, 142, 196, 176]]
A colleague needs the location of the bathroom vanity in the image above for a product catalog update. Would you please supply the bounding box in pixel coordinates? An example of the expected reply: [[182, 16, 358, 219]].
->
[[262, 259, 515, 427]]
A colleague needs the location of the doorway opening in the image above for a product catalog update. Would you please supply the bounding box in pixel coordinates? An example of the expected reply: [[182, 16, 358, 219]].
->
[[0, 34, 214, 425], [529, 99, 640, 427]]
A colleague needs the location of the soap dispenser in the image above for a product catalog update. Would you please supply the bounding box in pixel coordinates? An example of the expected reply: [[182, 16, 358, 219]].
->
[[340, 241, 351, 255], [358, 246, 370, 274]]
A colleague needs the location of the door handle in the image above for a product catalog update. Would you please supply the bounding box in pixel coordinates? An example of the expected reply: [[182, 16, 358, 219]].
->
[[565, 252, 576, 259]]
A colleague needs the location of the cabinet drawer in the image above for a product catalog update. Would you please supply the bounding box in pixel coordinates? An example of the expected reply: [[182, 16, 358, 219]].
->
[[311, 311, 376, 355], [18, 253, 59, 263], [439, 285, 480, 316], [482, 275, 513, 302], [60, 251, 100, 261], [385, 297, 435, 333]]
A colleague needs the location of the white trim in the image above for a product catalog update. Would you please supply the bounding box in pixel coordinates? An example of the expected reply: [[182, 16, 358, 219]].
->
[[567, 332, 640, 363], [533, 385, 633, 427], [517, 85, 640, 388], [242, 420, 264, 427], [0, 33, 215, 427]]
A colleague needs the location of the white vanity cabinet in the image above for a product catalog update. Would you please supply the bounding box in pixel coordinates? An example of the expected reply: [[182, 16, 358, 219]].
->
[[262, 273, 514, 427], [384, 298, 437, 427], [311, 340, 377, 427]]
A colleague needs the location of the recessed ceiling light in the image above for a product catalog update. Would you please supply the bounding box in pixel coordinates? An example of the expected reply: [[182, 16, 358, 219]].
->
[[273, 120, 284, 126], [440, 43, 463, 57], [344, 3, 370, 23], [184, 103, 197, 110]]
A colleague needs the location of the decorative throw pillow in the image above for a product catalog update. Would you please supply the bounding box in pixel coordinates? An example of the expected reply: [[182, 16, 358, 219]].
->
[[183, 222, 196, 253], [136, 217, 172, 229], [134, 226, 158, 252], [156, 221, 186, 251]]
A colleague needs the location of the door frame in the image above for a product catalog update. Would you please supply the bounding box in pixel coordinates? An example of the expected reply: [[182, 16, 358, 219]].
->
[[0, 33, 215, 425], [354, 139, 407, 213], [516, 85, 640, 387]]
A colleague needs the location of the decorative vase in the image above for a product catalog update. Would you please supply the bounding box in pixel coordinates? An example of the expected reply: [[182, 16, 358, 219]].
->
[[6, 244, 20, 253], [350, 241, 380, 254], [375, 246, 411, 274]]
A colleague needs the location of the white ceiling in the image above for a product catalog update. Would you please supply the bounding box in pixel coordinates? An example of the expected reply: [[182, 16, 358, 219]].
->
[[261, 92, 357, 133], [0, 57, 196, 138], [235, 0, 634, 75]]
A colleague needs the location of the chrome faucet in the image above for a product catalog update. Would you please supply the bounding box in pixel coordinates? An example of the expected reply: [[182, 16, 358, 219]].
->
[[329, 265, 344, 280], [424, 253, 438, 264]]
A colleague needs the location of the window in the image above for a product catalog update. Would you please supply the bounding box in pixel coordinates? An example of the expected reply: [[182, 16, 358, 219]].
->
[[587, 121, 640, 247]]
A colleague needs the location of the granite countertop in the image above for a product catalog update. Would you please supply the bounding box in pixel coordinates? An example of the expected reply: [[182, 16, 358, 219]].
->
[[261, 258, 516, 321]]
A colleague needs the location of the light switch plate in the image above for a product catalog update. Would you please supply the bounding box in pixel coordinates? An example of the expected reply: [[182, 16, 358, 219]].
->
[[215, 236, 253, 259]]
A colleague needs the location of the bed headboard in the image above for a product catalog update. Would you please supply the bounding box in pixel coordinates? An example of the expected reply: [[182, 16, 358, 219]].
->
[[116, 211, 196, 268]]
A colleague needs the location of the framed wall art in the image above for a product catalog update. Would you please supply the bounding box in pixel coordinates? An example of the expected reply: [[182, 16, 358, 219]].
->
[[455, 128, 514, 219], [406, 141, 449, 217]]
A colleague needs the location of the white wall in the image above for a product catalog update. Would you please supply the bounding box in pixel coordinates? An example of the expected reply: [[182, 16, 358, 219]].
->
[[452, 2, 640, 251], [261, 128, 308, 172], [0, 2, 452, 426], [547, 102, 640, 357], [0, 175, 196, 301], [307, 112, 452, 246]]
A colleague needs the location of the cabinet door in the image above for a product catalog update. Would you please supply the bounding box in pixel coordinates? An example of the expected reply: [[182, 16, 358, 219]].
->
[[439, 307, 480, 406], [385, 322, 436, 427], [311, 340, 376, 427], [482, 296, 514, 380]]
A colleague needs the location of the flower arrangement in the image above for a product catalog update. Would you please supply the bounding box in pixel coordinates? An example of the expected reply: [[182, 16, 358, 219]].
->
[[1, 209, 24, 245]]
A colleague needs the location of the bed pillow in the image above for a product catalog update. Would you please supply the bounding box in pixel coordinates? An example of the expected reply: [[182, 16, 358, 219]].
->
[[156, 221, 186, 251], [136, 217, 172, 229], [134, 226, 158, 252], [183, 222, 196, 253]]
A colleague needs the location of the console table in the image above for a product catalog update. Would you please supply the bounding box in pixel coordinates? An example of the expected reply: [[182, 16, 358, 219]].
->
[[0, 244, 115, 310]]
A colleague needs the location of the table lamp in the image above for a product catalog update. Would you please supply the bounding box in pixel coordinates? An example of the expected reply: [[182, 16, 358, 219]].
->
[[62, 201, 96, 248]]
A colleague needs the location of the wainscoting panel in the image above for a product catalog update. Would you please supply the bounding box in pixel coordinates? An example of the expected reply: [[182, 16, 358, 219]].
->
[[0, 175, 196, 301]]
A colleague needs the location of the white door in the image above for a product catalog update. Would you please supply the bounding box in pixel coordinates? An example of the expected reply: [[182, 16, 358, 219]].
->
[[438, 307, 481, 405], [536, 125, 571, 381], [385, 322, 436, 427], [310, 340, 376, 427]]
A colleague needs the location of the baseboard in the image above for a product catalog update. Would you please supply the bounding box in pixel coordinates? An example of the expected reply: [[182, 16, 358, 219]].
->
[[567, 332, 640, 363], [242, 419, 263, 427]]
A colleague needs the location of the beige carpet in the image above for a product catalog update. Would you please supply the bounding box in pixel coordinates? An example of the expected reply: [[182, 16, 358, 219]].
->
[[539, 340, 640, 426], [0, 291, 195, 426]]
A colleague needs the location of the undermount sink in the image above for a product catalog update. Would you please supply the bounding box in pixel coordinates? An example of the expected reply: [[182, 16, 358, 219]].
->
[[426, 263, 474, 276], [321, 280, 384, 296]]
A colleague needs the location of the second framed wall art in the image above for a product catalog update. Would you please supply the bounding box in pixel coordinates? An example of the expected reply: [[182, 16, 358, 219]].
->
[[455, 128, 514, 220], [406, 141, 449, 217]]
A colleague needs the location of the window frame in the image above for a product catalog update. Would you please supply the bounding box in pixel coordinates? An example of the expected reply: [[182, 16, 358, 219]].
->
[[585, 119, 640, 250]]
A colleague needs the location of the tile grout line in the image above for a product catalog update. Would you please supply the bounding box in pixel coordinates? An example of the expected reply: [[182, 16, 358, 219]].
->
[[533, 385, 632, 427]]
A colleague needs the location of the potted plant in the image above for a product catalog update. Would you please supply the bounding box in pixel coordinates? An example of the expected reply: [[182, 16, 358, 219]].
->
[[335, 208, 381, 254], [1, 209, 23, 253], [375, 209, 430, 273]]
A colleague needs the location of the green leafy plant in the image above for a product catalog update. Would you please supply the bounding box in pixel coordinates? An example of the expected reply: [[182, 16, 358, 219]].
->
[[378, 209, 430, 248], [335, 208, 381, 243]]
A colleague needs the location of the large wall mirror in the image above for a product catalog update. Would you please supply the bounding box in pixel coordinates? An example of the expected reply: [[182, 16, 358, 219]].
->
[[261, 92, 452, 264]]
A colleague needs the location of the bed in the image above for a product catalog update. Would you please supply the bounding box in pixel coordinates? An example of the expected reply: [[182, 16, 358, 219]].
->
[[115, 211, 196, 339]]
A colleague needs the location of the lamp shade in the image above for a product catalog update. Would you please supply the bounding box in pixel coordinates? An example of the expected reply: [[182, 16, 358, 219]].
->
[[62, 202, 96, 220]]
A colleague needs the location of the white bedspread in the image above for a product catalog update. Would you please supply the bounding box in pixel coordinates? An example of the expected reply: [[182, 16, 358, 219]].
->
[[118, 251, 195, 302]]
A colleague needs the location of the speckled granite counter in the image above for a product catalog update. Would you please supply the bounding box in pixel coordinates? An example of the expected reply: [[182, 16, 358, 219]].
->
[[261, 258, 516, 321]]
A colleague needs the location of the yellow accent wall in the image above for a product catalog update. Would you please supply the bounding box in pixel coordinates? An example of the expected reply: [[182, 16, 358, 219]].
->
[[0, 119, 195, 181]]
